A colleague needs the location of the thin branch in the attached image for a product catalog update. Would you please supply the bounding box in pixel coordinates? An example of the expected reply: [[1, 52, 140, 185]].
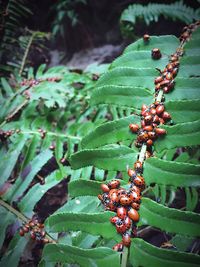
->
[[0, 198, 29, 222], [19, 32, 36, 76], [121, 247, 129, 267], [138, 144, 147, 163], [156, 90, 163, 103], [19, 130, 81, 141]]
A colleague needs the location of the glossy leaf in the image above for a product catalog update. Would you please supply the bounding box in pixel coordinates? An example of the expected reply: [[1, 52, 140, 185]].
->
[[0, 234, 28, 267], [0, 135, 27, 187], [69, 180, 102, 197], [165, 99, 200, 123], [154, 120, 200, 152], [18, 169, 65, 216], [96, 68, 156, 90], [139, 198, 200, 237], [46, 211, 120, 241], [5, 149, 53, 202], [111, 51, 169, 69], [124, 35, 179, 54], [70, 145, 138, 171], [0, 206, 16, 249], [144, 157, 200, 187], [90, 85, 152, 110], [130, 238, 200, 267], [40, 244, 120, 267], [166, 78, 200, 102], [81, 114, 140, 149]]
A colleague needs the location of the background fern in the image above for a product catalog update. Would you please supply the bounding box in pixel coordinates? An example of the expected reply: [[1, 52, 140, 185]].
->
[[0, 63, 112, 266], [120, 1, 200, 38], [0, 0, 49, 76]]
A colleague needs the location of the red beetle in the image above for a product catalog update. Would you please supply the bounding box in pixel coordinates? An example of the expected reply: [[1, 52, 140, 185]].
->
[[134, 160, 143, 171], [129, 123, 139, 133], [124, 216, 132, 230], [117, 207, 127, 219], [162, 111, 171, 120], [134, 176, 145, 187], [155, 128, 167, 135], [128, 208, 140, 222], [146, 139, 153, 146], [108, 201, 117, 211], [130, 185, 141, 194], [116, 221, 127, 234], [129, 191, 141, 203], [156, 104, 164, 115], [151, 48, 162, 60], [122, 233, 131, 247], [19, 228, 24, 236], [120, 196, 132, 206], [110, 216, 119, 224], [143, 34, 150, 42], [109, 190, 119, 203], [131, 202, 140, 210], [108, 180, 120, 189], [113, 242, 124, 252], [127, 169, 136, 178], [98, 194, 103, 201], [143, 125, 153, 132], [101, 184, 110, 193]]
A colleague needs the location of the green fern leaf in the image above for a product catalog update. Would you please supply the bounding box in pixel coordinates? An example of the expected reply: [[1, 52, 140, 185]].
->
[[130, 238, 200, 267], [40, 244, 120, 267]]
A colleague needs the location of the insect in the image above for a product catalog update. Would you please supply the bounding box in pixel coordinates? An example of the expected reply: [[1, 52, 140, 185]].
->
[[117, 207, 127, 219], [146, 139, 153, 146], [156, 104, 164, 115], [120, 196, 132, 205], [129, 123, 139, 133], [154, 76, 163, 84], [144, 114, 153, 123], [155, 128, 167, 135], [116, 220, 127, 234], [134, 160, 143, 171], [129, 191, 141, 203], [124, 216, 132, 229], [110, 216, 119, 224], [122, 233, 131, 247], [143, 34, 150, 42], [128, 208, 140, 222], [113, 242, 124, 252], [151, 48, 162, 59], [108, 180, 120, 189], [143, 125, 153, 132], [162, 111, 171, 120], [131, 202, 140, 210], [134, 175, 145, 187], [101, 184, 110, 193]]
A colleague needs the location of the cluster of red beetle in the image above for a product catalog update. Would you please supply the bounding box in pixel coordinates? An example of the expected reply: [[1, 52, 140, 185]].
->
[[98, 160, 145, 251], [19, 218, 51, 244], [98, 21, 199, 252], [20, 77, 61, 87], [0, 128, 20, 142]]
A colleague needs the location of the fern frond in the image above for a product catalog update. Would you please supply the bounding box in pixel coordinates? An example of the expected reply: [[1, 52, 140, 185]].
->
[[120, 1, 199, 37]]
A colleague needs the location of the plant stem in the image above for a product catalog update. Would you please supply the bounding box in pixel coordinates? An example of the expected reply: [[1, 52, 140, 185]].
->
[[138, 144, 147, 163], [19, 32, 36, 76], [156, 90, 163, 102], [0, 198, 29, 222], [121, 247, 129, 267], [19, 130, 81, 140]]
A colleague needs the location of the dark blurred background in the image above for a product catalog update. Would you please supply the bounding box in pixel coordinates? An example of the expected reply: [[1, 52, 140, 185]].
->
[[0, 0, 200, 72]]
